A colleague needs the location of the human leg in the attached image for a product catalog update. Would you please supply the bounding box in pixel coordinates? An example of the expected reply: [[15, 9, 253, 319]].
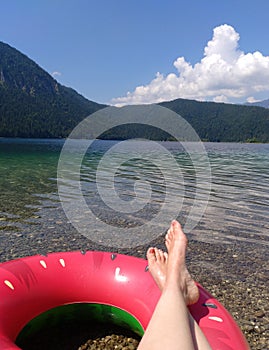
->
[[138, 245, 196, 350], [165, 220, 212, 350], [137, 220, 212, 350]]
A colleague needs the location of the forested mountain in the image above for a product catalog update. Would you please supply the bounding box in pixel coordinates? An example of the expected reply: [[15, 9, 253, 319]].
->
[[1, 41, 269, 142], [160, 98, 269, 142], [0, 41, 106, 137]]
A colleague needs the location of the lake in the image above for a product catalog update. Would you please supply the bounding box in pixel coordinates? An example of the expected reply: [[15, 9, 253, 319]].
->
[[0, 138, 268, 251]]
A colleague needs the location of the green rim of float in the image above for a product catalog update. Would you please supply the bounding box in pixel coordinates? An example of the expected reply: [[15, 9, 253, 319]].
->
[[16, 303, 144, 346]]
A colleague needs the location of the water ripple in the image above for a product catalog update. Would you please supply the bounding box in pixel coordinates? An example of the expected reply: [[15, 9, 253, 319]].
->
[[0, 140, 268, 247]]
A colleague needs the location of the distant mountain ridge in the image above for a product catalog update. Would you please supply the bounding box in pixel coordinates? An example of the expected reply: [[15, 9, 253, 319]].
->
[[245, 98, 269, 109], [159, 98, 269, 142], [0, 41, 106, 137], [0, 41, 269, 142]]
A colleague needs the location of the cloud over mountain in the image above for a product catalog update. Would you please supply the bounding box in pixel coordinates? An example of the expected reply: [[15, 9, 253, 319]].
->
[[51, 71, 62, 77], [112, 24, 269, 106]]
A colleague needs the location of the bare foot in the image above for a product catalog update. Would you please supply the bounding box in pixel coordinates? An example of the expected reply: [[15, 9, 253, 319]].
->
[[165, 220, 199, 305], [146, 247, 168, 290]]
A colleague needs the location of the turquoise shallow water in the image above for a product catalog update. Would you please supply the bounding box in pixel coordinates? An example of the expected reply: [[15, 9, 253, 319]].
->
[[0, 138, 269, 249]]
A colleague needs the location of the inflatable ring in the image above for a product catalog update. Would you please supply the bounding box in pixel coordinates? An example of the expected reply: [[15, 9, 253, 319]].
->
[[0, 251, 249, 349]]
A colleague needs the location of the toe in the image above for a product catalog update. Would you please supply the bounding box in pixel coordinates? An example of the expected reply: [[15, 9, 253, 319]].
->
[[146, 247, 156, 262], [154, 248, 161, 260], [157, 249, 165, 263]]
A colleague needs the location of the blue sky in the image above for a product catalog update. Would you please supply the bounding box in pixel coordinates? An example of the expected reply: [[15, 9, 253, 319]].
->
[[1, 0, 269, 105]]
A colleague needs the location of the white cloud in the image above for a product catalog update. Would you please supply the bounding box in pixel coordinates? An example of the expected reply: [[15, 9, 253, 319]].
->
[[51, 71, 62, 78], [112, 24, 269, 106], [246, 96, 261, 103]]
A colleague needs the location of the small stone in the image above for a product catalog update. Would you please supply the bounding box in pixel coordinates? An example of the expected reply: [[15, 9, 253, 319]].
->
[[254, 310, 265, 318], [254, 325, 262, 334], [242, 324, 254, 332]]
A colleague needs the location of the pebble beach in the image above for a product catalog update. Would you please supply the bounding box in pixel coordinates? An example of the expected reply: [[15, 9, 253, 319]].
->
[[0, 225, 268, 350]]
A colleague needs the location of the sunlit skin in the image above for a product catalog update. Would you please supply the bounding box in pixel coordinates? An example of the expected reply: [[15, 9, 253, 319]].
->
[[138, 220, 212, 350]]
